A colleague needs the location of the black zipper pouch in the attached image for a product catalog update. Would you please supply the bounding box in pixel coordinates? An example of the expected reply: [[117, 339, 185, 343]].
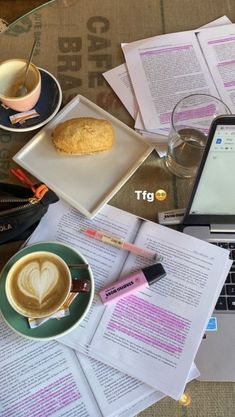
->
[[0, 181, 59, 244]]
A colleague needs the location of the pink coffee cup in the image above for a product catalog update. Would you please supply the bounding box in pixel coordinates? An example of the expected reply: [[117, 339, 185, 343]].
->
[[0, 59, 41, 112]]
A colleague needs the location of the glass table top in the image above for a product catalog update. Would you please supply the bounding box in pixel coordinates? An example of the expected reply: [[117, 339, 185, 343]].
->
[[0, 1, 235, 416], [0, 0, 196, 223]]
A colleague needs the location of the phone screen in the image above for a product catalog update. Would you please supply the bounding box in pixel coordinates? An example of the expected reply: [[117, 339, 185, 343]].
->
[[189, 124, 235, 215]]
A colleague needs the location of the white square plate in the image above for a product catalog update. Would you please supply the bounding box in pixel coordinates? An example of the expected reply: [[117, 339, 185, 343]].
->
[[13, 95, 152, 218]]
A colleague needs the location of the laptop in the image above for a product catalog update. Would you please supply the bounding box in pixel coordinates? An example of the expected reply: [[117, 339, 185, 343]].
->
[[182, 115, 235, 381]]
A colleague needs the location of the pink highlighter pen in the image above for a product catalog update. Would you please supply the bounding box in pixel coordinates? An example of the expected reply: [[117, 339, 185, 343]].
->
[[80, 228, 159, 260], [99, 263, 166, 305]]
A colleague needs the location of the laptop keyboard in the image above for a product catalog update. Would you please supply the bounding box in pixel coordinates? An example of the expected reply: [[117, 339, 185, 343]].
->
[[212, 242, 235, 312]]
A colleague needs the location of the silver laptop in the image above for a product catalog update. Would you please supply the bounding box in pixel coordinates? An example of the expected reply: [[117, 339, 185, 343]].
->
[[182, 115, 235, 381]]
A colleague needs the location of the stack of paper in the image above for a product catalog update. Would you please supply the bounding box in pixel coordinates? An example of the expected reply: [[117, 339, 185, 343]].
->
[[103, 16, 235, 155], [0, 199, 232, 416], [28, 200, 231, 400]]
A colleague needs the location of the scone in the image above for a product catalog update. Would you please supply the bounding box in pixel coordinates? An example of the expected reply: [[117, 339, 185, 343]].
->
[[51, 117, 115, 155]]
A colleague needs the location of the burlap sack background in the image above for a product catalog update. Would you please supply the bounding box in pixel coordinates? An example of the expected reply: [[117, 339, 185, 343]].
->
[[2, 1, 235, 215], [1, 1, 235, 415]]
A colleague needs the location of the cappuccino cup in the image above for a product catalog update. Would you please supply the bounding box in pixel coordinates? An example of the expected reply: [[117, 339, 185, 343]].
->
[[0, 59, 41, 112], [5, 251, 71, 318]]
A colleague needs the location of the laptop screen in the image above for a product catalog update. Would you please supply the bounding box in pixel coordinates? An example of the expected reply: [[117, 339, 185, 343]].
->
[[189, 124, 235, 216]]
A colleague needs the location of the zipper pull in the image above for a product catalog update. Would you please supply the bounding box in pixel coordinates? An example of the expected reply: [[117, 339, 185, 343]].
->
[[34, 184, 48, 199], [29, 197, 40, 204], [10, 168, 49, 200]]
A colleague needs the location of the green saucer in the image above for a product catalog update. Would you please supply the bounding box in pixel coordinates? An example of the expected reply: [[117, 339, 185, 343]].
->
[[0, 241, 94, 340]]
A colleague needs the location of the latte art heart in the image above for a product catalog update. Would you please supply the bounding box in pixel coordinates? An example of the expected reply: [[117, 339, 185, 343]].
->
[[18, 260, 59, 304]]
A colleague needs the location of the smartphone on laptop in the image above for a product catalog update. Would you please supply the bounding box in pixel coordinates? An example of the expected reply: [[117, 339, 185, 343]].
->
[[182, 115, 235, 381]]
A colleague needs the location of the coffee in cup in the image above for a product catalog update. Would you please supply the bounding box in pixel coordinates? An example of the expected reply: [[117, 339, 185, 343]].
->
[[5, 251, 71, 318], [0, 59, 41, 112]]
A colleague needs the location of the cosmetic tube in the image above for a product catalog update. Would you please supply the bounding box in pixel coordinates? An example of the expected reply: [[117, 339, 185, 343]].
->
[[99, 263, 166, 304]]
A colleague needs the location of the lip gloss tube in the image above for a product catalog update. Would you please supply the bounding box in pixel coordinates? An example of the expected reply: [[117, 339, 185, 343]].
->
[[99, 263, 166, 305]]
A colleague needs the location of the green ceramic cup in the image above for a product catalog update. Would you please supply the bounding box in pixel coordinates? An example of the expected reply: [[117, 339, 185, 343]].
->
[[0, 241, 94, 340]]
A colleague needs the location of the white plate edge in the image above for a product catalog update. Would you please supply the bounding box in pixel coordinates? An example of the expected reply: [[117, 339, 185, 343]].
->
[[13, 94, 154, 217]]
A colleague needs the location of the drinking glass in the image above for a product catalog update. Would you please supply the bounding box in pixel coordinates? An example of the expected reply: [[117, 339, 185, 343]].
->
[[165, 94, 231, 178]]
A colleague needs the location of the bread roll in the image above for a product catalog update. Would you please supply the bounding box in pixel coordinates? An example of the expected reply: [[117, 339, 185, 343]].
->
[[51, 117, 115, 155]]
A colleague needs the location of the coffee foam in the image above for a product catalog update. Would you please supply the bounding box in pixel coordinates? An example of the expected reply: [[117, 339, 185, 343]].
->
[[7, 253, 70, 318], [18, 260, 59, 305]]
